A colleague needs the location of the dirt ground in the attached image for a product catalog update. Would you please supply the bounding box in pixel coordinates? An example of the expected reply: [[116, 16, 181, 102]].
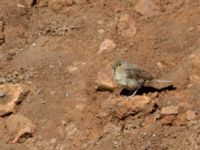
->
[[0, 0, 200, 149]]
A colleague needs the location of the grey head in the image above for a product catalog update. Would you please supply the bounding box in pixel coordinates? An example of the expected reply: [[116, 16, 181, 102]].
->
[[112, 59, 128, 70]]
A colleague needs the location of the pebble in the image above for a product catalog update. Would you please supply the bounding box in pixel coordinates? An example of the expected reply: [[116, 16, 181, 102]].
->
[[186, 110, 196, 121], [189, 27, 194, 31], [0, 78, 6, 84], [50, 138, 57, 144], [161, 106, 179, 115], [61, 120, 67, 126], [134, 0, 159, 17], [32, 43, 36, 47], [0, 91, 5, 97], [117, 14, 137, 39], [98, 38, 116, 54]]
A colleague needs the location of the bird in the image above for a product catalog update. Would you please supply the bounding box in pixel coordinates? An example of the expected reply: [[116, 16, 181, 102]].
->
[[112, 59, 172, 96]]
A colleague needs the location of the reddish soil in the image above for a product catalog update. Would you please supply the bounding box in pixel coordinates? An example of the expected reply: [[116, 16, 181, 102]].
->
[[0, 0, 200, 149]]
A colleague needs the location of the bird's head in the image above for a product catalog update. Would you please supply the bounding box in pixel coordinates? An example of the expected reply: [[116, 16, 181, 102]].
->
[[112, 59, 127, 70]]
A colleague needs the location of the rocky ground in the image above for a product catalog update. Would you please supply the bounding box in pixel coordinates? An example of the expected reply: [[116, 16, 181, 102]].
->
[[0, 0, 200, 150]]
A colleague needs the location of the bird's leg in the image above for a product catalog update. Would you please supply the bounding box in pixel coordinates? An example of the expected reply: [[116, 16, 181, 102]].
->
[[130, 89, 139, 97]]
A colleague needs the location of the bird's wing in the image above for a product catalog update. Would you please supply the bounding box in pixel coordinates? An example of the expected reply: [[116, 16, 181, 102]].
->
[[125, 66, 154, 81]]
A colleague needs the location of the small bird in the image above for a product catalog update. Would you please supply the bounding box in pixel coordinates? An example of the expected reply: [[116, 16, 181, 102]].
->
[[112, 59, 172, 96]]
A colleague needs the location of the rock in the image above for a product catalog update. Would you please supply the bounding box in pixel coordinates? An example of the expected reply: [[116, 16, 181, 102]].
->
[[161, 106, 179, 115], [98, 39, 116, 54], [101, 96, 154, 119], [48, 0, 63, 11], [123, 119, 142, 133], [174, 113, 187, 126], [96, 65, 118, 91], [188, 51, 200, 85], [50, 138, 57, 145], [64, 0, 74, 6], [0, 77, 6, 84], [75, 104, 86, 111], [160, 115, 176, 126], [0, 84, 29, 116], [6, 114, 35, 143], [0, 91, 5, 97], [103, 123, 121, 136], [134, 0, 159, 17], [186, 110, 196, 121], [74, 0, 87, 4], [64, 124, 79, 140], [117, 14, 137, 39]]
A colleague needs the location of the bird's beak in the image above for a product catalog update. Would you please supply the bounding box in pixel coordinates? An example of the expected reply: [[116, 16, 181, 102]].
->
[[112, 64, 116, 70]]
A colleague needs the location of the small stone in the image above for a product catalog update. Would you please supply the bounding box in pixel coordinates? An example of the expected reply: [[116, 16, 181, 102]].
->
[[61, 120, 67, 126], [0, 78, 6, 84], [16, 3, 26, 8], [64, 0, 74, 6], [32, 43, 36, 47], [134, 0, 159, 17], [157, 62, 165, 69], [75, 104, 85, 111], [103, 123, 121, 135], [96, 65, 118, 91], [161, 106, 179, 115], [50, 138, 57, 144], [98, 39, 116, 54], [188, 27, 194, 31], [97, 20, 103, 25], [68, 66, 78, 72], [6, 114, 35, 143], [0, 91, 5, 97], [98, 29, 105, 34], [174, 113, 187, 126], [117, 14, 137, 39], [49, 65, 54, 69], [160, 115, 176, 126], [186, 110, 196, 121], [188, 50, 200, 85]]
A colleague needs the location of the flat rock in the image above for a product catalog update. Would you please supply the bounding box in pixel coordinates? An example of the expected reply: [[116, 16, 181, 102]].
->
[[98, 39, 116, 54], [101, 95, 154, 119], [160, 115, 176, 126], [96, 65, 118, 91], [0, 91, 5, 97], [6, 114, 35, 143], [134, 0, 159, 17], [0, 84, 29, 116], [188, 50, 200, 85], [186, 110, 196, 121], [161, 105, 179, 115], [117, 14, 137, 39]]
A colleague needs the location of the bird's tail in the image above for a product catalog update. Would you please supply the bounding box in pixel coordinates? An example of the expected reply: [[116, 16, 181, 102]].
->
[[149, 79, 173, 83], [145, 79, 173, 89]]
